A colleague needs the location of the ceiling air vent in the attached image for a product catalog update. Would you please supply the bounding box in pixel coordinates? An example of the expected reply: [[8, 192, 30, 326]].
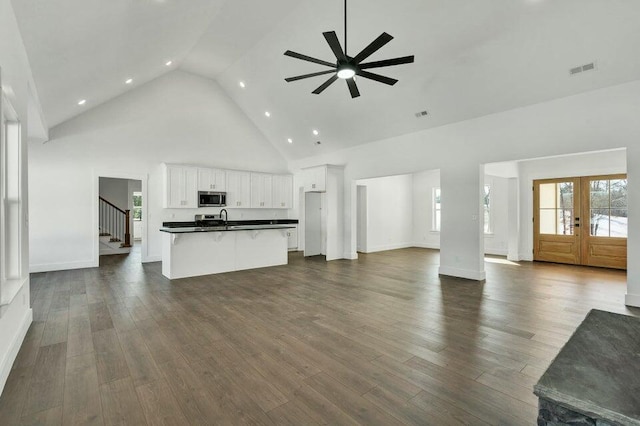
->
[[569, 61, 597, 76], [414, 110, 428, 118]]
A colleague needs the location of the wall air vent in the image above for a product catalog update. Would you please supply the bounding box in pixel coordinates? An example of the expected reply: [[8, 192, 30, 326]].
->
[[414, 110, 428, 118], [569, 62, 597, 76]]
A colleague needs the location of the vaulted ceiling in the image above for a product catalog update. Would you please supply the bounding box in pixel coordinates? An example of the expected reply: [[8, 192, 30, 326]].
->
[[12, 0, 640, 160]]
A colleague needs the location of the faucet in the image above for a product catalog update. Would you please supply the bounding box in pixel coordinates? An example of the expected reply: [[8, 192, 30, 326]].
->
[[219, 209, 228, 223]]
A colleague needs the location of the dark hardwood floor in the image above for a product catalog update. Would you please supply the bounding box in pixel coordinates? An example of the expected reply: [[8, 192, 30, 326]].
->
[[0, 246, 636, 425]]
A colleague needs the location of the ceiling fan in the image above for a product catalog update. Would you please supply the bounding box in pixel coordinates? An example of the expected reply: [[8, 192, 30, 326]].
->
[[283, 0, 415, 98]]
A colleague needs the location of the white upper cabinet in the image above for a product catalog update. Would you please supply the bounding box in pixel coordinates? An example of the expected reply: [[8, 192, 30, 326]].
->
[[197, 168, 226, 192], [303, 166, 327, 192], [164, 164, 197, 208], [272, 175, 293, 209], [250, 173, 273, 208], [226, 170, 251, 208]]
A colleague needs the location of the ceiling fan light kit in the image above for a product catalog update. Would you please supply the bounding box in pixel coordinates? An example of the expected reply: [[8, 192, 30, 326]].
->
[[284, 0, 414, 98]]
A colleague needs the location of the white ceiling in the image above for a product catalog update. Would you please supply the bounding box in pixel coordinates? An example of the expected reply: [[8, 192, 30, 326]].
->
[[12, 0, 640, 160]]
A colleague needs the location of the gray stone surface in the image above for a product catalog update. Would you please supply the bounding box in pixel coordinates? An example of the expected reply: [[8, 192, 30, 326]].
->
[[534, 309, 640, 425]]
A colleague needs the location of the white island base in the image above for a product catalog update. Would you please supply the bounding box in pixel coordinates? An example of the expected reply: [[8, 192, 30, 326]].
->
[[161, 229, 289, 279]]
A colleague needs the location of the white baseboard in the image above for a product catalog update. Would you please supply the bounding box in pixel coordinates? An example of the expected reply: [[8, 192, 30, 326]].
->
[[412, 242, 440, 250], [142, 255, 161, 263], [438, 265, 486, 281], [484, 248, 508, 256], [29, 259, 97, 273], [520, 253, 534, 261], [363, 242, 413, 253], [0, 307, 32, 397], [344, 251, 358, 260], [625, 293, 640, 308]]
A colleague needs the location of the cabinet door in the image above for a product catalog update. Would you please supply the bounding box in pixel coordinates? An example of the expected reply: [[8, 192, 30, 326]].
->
[[183, 167, 198, 208], [273, 175, 293, 208], [250, 173, 273, 208], [213, 169, 226, 191], [197, 168, 213, 191], [287, 226, 298, 249], [166, 166, 183, 208], [227, 171, 251, 208], [303, 167, 326, 192]]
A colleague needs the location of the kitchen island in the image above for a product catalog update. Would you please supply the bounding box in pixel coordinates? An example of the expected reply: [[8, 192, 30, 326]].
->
[[160, 220, 297, 279], [534, 309, 640, 425]]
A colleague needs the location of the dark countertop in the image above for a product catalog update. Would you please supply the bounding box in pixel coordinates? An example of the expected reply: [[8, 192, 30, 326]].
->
[[534, 309, 640, 425], [160, 219, 298, 234], [162, 219, 298, 228], [160, 224, 296, 233]]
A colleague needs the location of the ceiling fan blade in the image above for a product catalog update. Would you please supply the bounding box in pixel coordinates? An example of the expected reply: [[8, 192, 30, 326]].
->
[[351, 32, 394, 64], [346, 78, 360, 98], [284, 50, 336, 68], [312, 75, 339, 94], [285, 69, 337, 82], [357, 70, 398, 86], [323, 31, 346, 61], [359, 55, 415, 70]]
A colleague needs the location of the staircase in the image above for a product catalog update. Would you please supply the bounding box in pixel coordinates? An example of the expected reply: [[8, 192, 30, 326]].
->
[[99, 196, 132, 256]]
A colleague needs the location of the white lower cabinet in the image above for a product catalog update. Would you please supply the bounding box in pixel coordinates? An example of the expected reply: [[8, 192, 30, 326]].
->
[[287, 226, 298, 250]]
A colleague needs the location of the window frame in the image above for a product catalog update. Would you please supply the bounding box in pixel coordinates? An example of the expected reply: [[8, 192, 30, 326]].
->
[[432, 187, 441, 232]]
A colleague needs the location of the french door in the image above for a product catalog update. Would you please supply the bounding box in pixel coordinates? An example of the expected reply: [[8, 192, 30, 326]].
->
[[533, 175, 627, 269]]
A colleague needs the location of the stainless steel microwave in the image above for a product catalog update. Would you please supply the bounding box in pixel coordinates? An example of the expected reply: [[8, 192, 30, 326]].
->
[[198, 191, 227, 207]]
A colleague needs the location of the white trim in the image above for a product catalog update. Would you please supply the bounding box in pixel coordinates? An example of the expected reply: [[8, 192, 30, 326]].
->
[[344, 251, 358, 260], [143, 255, 161, 263], [484, 248, 508, 256], [438, 265, 486, 281], [29, 260, 97, 273], [625, 293, 640, 308], [413, 242, 440, 250], [0, 307, 32, 396], [361, 242, 414, 253]]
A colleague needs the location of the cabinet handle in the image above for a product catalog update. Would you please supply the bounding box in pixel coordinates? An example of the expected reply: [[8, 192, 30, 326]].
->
[[312, 183, 316, 189]]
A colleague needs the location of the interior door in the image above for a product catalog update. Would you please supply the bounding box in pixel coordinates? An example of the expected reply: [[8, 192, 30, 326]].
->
[[580, 175, 627, 269], [533, 178, 581, 264], [534, 175, 627, 269]]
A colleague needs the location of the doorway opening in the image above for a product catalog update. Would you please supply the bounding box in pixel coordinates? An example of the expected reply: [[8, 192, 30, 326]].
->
[[98, 177, 143, 263], [533, 174, 627, 269]]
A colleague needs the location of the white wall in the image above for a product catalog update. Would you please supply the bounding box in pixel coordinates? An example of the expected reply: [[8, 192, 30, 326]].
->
[[99, 177, 129, 211], [0, 0, 36, 396], [29, 70, 289, 271], [356, 174, 413, 253], [289, 80, 640, 301]]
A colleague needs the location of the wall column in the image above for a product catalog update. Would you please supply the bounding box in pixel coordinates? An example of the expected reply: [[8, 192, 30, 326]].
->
[[507, 177, 520, 261], [438, 163, 486, 280], [626, 145, 640, 307]]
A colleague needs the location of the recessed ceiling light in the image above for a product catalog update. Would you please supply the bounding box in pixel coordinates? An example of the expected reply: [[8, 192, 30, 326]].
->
[[239, 81, 246, 88], [265, 111, 271, 117], [312, 129, 319, 136], [78, 99, 86, 106], [165, 60, 173, 66], [125, 78, 133, 84], [287, 138, 293, 144]]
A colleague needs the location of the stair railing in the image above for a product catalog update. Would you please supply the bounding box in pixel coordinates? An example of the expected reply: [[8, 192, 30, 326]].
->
[[98, 196, 131, 247]]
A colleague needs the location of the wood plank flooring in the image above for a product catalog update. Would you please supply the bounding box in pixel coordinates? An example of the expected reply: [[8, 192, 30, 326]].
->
[[1, 246, 637, 425]]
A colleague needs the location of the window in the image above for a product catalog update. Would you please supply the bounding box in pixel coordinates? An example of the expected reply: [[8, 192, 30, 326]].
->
[[483, 184, 491, 234], [432, 188, 441, 231], [133, 192, 142, 221], [589, 178, 627, 237]]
